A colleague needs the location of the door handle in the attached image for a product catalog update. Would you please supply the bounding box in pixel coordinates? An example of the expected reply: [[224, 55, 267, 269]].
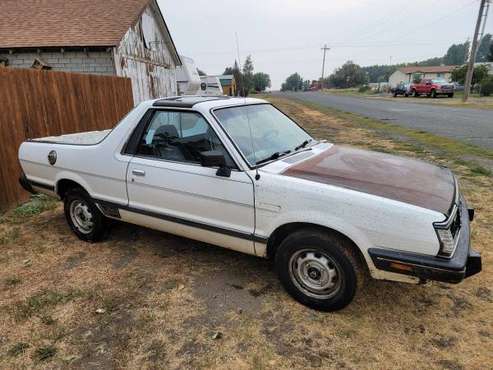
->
[[132, 169, 146, 177]]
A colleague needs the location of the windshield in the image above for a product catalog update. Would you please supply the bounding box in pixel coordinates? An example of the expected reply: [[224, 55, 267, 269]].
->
[[214, 104, 314, 167], [432, 79, 448, 84]]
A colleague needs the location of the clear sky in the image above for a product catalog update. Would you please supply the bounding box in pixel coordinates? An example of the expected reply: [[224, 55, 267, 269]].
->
[[159, 0, 492, 90]]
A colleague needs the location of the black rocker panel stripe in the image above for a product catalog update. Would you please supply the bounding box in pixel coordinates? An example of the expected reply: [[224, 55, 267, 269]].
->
[[95, 199, 268, 244]]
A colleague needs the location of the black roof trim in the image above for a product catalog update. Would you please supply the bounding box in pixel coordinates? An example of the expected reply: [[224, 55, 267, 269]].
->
[[153, 96, 232, 108]]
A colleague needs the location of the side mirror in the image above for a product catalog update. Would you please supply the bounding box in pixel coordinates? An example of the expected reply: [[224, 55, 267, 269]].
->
[[199, 150, 231, 177]]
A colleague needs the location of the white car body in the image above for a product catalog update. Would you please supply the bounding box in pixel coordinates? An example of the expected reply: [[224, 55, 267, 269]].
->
[[18, 96, 480, 289]]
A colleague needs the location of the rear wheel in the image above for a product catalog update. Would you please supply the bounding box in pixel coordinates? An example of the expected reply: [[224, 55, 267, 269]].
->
[[448, 93, 454, 98], [275, 228, 363, 311], [64, 188, 107, 242], [413, 89, 419, 97]]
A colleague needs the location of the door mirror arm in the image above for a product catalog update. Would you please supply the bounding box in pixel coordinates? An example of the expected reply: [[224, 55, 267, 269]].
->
[[216, 166, 231, 177], [200, 150, 231, 177]]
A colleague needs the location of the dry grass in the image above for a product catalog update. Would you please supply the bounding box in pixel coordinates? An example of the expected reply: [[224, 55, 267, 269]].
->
[[0, 98, 492, 369]]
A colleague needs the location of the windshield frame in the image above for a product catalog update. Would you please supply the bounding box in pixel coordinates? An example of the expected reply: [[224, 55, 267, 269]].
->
[[210, 102, 315, 169]]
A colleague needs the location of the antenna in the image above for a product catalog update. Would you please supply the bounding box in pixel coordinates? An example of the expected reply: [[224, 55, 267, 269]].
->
[[235, 32, 247, 99]]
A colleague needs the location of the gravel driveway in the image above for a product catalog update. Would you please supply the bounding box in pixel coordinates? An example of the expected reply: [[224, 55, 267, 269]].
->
[[276, 92, 493, 150]]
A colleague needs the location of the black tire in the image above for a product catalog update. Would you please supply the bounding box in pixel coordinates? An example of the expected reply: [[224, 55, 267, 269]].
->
[[64, 188, 108, 242], [393, 92, 398, 97], [404, 93, 409, 97], [275, 228, 364, 311], [413, 90, 419, 97], [431, 89, 437, 98], [448, 93, 454, 98]]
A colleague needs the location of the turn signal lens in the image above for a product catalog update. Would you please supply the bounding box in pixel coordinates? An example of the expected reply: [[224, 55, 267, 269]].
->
[[436, 228, 455, 257]]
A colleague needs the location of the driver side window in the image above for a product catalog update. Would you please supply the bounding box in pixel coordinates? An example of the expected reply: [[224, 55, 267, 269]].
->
[[137, 110, 234, 167]]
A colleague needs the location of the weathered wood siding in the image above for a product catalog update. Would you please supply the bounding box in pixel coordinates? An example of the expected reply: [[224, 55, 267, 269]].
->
[[0, 68, 134, 210], [114, 2, 177, 105]]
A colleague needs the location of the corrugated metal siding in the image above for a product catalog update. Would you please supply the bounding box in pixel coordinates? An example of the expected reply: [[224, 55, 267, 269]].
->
[[114, 3, 177, 105]]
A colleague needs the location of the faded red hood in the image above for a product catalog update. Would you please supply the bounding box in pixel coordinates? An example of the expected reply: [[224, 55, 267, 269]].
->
[[283, 145, 455, 215]]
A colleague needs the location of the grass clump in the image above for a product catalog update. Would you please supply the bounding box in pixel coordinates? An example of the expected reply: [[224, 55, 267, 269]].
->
[[4, 276, 22, 287], [13, 194, 57, 219], [7, 342, 30, 357], [13, 289, 82, 321], [0, 227, 20, 245], [34, 345, 57, 361]]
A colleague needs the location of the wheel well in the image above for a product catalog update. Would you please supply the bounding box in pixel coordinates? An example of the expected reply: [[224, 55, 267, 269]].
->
[[266, 223, 366, 265], [56, 179, 85, 199]]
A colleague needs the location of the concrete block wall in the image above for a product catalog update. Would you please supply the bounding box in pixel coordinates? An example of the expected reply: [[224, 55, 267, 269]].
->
[[0, 50, 115, 75]]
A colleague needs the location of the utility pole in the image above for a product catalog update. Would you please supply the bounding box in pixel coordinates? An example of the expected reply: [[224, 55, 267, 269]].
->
[[320, 44, 330, 88], [464, 0, 489, 102]]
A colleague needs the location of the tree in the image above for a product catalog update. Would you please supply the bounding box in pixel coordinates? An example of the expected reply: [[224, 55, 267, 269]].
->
[[223, 66, 234, 75], [443, 42, 469, 65], [252, 72, 271, 92], [451, 64, 489, 85], [489, 43, 493, 62], [328, 61, 368, 88], [197, 68, 207, 76], [476, 34, 492, 62], [302, 80, 311, 91], [281, 73, 304, 91], [241, 55, 255, 96]]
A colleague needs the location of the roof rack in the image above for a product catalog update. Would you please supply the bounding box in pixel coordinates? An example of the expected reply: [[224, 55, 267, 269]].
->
[[153, 95, 231, 108]]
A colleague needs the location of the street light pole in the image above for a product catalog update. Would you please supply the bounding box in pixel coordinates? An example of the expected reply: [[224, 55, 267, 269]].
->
[[463, 0, 488, 102]]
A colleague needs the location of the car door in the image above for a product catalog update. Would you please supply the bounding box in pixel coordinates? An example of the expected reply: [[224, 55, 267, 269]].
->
[[125, 109, 256, 255]]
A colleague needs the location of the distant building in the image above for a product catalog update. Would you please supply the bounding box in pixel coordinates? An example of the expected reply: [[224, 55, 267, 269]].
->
[[0, 0, 182, 104], [388, 66, 458, 87], [214, 75, 237, 96]]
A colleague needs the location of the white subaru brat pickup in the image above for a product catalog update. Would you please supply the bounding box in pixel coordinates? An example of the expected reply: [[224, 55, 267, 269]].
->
[[18, 96, 481, 311]]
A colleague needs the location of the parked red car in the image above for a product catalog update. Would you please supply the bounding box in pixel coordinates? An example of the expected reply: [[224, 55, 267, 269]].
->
[[410, 79, 455, 98]]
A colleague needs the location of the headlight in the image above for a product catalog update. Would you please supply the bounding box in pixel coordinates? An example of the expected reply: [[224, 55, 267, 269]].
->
[[435, 228, 455, 257]]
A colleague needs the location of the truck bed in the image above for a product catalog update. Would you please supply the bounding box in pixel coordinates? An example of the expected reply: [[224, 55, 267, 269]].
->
[[30, 129, 111, 145]]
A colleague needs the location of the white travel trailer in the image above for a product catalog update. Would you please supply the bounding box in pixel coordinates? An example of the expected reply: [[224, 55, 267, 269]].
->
[[176, 55, 201, 95], [200, 76, 224, 95]]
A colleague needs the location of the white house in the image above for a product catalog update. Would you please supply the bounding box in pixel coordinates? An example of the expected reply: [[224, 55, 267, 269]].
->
[[388, 65, 457, 87], [0, 0, 182, 104]]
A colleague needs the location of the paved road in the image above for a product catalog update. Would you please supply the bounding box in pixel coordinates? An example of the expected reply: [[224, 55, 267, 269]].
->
[[276, 92, 493, 150]]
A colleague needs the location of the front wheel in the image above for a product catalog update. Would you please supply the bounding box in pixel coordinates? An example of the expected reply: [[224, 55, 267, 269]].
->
[[64, 188, 108, 242], [431, 89, 437, 98], [275, 229, 363, 311], [448, 93, 454, 98]]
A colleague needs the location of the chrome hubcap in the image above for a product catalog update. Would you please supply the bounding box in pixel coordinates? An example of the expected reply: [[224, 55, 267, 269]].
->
[[69, 200, 94, 234], [289, 249, 342, 299]]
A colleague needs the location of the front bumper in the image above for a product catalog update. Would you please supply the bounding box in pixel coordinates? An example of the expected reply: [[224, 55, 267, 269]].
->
[[368, 198, 481, 284]]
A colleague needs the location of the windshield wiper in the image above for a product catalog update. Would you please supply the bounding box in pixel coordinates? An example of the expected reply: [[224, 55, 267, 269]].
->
[[294, 139, 313, 151], [255, 150, 291, 166]]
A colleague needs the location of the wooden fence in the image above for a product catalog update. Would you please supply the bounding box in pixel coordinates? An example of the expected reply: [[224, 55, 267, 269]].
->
[[0, 68, 134, 210]]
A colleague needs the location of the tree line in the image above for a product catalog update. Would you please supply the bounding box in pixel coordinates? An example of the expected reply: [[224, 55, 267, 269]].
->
[[362, 34, 492, 83], [222, 56, 271, 96], [281, 35, 493, 94]]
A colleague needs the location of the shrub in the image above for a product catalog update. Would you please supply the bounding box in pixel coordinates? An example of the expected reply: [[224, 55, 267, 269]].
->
[[480, 75, 493, 96], [358, 85, 370, 93]]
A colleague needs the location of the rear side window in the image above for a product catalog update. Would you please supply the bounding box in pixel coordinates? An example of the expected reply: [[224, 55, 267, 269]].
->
[[136, 110, 235, 167]]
